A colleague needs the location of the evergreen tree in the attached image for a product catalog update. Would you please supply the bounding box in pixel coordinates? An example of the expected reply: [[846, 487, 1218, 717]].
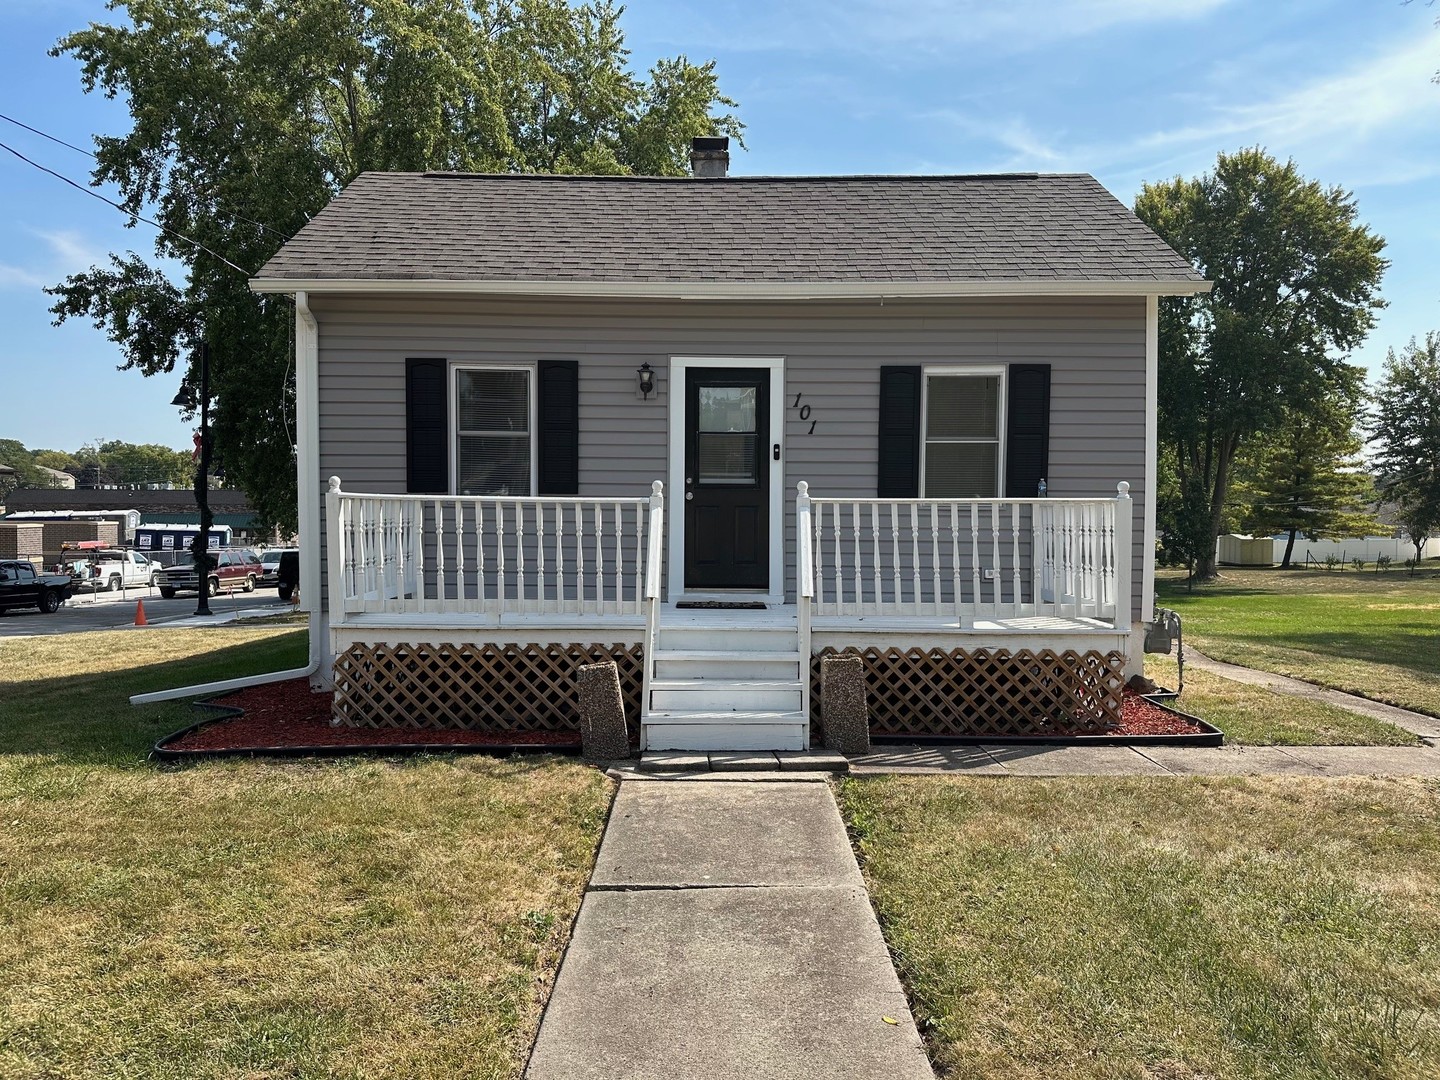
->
[[1371, 333, 1440, 562], [1232, 399, 1379, 568]]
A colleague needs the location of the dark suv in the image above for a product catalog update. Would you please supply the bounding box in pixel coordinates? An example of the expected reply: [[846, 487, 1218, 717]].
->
[[157, 548, 261, 598]]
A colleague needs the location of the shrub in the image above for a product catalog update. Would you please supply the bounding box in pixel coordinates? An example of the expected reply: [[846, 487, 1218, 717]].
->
[[1324, 553, 1341, 572], [1376, 554, 1392, 573], [1352, 557, 1366, 573]]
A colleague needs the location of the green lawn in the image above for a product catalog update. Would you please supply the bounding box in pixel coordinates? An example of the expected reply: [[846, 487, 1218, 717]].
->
[[841, 774, 1440, 1080], [0, 628, 610, 1079], [1146, 654, 1419, 746], [1157, 566, 1440, 717]]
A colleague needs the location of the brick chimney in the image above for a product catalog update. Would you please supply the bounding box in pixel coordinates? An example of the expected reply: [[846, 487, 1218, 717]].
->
[[690, 136, 730, 178]]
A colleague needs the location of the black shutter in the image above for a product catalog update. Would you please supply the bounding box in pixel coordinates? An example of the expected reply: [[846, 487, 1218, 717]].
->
[[1005, 364, 1051, 498], [406, 357, 448, 494], [877, 366, 922, 498], [537, 359, 580, 495]]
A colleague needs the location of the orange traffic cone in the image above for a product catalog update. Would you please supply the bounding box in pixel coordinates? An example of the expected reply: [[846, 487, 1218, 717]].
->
[[134, 600, 148, 627]]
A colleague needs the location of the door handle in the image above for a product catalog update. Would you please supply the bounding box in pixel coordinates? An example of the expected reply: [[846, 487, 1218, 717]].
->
[[685, 492, 693, 501]]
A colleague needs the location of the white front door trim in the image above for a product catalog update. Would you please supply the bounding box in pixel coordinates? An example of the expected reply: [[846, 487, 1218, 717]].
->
[[667, 355, 786, 604]]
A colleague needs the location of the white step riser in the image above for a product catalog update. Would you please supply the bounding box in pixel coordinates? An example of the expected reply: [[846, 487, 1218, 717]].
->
[[650, 687, 804, 712], [646, 723, 809, 752], [653, 659, 801, 681], [657, 628, 797, 652]]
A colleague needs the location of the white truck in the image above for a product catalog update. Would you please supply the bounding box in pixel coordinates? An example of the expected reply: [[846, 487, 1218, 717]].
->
[[58, 547, 161, 592]]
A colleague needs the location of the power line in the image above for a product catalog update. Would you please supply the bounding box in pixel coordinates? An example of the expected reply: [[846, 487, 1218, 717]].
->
[[0, 111, 292, 243], [0, 138, 253, 276]]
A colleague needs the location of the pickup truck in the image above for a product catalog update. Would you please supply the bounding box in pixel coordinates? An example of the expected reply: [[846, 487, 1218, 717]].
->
[[0, 561, 73, 614], [64, 549, 160, 592]]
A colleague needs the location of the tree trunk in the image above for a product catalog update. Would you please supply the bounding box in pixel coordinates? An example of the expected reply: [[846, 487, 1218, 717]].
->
[[1281, 528, 1298, 569], [1192, 439, 1235, 581]]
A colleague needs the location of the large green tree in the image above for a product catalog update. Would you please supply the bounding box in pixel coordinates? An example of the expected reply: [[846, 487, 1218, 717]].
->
[[1371, 333, 1440, 562], [47, 0, 742, 532], [1135, 148, 1387, 580], [1231, 400, 1379, 568]]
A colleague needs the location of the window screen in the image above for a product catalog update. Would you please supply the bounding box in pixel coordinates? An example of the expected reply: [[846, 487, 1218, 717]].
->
[[456, 368, 531, 496], [923, 375, 1001, 498]]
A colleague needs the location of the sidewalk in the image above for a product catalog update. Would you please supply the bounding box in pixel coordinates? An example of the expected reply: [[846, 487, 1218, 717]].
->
[[1184, 649, 1440, 743], [524, 778, 935, 1080], [848, 742, 1440, 776]]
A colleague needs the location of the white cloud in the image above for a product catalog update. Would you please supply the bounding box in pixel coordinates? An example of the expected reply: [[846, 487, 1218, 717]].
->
[[0, 227, 106, 293], [925, 32, 1440, 188]]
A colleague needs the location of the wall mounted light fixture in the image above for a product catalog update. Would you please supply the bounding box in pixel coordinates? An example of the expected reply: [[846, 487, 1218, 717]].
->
[[636, 362, 655, 400]]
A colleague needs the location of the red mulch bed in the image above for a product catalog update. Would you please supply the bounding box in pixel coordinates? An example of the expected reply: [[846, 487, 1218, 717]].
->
[[166, 677, 580, 752], [163, 678, 1203, 753], [1116, 687, 1204, 736]]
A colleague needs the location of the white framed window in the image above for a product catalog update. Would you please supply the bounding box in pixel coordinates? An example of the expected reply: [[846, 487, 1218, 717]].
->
[[452, 365, 536, 496], [920, 367, 1006, 498]]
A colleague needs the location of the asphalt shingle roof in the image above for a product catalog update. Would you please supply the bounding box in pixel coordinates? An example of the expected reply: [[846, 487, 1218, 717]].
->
[[254, 171, 1203, 286]]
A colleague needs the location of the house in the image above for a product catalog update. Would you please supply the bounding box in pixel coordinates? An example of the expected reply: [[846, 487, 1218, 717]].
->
[[250, 138, 1208, 751]]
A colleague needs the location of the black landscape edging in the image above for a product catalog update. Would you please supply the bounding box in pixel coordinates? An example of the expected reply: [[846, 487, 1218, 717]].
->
[[869, 696, 1223, 748], [151, 699, 582, 762]]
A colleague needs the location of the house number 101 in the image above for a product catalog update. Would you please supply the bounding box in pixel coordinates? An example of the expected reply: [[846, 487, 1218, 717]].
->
[[791, 393, 816, 434]]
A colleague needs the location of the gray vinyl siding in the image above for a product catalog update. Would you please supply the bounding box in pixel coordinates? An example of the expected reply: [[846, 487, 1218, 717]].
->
[[311, 295, 1148, 621]]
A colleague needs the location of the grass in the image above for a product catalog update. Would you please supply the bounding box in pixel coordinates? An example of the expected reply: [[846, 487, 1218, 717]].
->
[[1145, 654, 1420, 746], [840, 774, 1440, 1080], [1157, 566, 1440, 718], [0, 627, 611, 1079]]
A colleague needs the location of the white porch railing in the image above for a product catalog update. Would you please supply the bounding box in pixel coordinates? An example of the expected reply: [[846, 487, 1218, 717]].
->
[[325, 477, 658, 620], [803, 483, 1132, 628]]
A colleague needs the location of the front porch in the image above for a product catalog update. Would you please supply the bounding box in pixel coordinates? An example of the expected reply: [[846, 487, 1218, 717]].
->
[[324, 477, 1136, 749]]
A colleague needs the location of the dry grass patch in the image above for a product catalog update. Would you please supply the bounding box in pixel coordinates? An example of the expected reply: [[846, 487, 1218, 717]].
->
[[841, 775, 1440, 1080], [0, 628, 613, 1078], [1145, 655, 1419, 746]]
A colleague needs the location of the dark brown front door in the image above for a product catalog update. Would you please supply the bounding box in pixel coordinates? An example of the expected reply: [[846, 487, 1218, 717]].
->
[[684, 368, 769, 590]]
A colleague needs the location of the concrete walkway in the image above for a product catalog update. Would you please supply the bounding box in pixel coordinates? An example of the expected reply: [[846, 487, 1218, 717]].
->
[[1185, 649, 1440, 743], [848, 742, 1440, 776], [525, 778, 935, 1080]]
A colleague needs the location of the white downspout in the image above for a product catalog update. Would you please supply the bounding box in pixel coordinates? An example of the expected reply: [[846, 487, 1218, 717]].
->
[[130, 291, 326, 705]]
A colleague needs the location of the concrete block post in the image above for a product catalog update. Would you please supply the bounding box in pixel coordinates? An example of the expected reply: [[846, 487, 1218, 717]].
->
[[821, 654, 870, 756], [577, 660, 631, 761]]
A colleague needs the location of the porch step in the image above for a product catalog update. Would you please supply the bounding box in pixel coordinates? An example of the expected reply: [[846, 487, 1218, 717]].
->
[[652, 649, 803, 681], [656, 626, 797, 652], [649, 679, 805, 712], [644, 710, 810, 752]]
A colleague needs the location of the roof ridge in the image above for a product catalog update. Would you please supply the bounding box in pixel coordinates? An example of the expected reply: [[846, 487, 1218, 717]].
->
[[406, 171, 1082, 183]]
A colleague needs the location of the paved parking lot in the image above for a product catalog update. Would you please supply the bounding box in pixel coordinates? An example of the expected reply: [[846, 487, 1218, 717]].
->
[[0, 584, 293, 636]]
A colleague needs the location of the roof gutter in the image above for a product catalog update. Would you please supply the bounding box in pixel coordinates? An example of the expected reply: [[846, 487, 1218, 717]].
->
[[248, 277, 1212, 299], [131, 291, 326, 705]]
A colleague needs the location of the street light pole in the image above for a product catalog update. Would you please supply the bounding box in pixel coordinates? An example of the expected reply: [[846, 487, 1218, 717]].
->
[[179, 343, 214, 616]]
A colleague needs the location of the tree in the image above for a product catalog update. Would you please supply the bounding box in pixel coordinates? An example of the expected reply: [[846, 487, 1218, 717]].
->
[[47, 0, 743, 533], [67, 440, 196, 489], [1371, 333, 1440, 563], [0, 439, 61, 499], [1231, 399, 1380, 568], [1135, 148, 1387, 580]]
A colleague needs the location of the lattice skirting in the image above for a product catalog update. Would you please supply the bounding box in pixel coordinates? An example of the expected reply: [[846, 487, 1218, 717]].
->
[[810, 646, 1127, 739], [332, 642, 643, 739]]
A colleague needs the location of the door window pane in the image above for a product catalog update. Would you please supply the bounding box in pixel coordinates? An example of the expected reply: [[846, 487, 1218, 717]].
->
[[698, 432, 758, 484], [698, 386, 756, 433], [455, 368, 532, 495]]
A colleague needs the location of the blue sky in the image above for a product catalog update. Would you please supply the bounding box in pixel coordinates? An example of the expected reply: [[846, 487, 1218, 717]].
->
[[1, 0, 1437, 454]]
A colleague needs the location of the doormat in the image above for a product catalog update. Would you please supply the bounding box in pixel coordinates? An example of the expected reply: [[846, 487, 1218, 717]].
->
[[675, 600, 768, 610]]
